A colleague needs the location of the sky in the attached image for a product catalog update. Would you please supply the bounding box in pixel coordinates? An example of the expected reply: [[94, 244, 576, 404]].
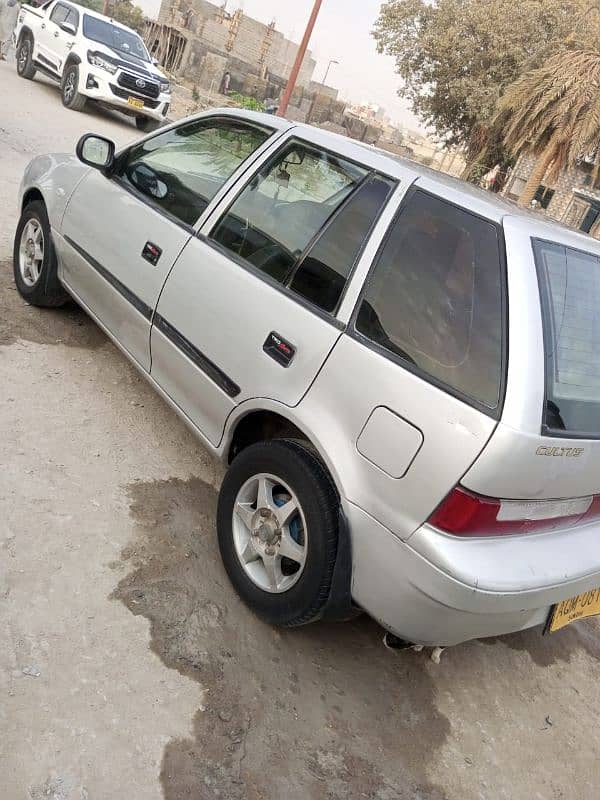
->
[[135, 0, 426, 131]]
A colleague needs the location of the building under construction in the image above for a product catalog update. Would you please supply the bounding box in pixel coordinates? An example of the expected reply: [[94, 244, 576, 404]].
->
[[146, 0, 318, 102]]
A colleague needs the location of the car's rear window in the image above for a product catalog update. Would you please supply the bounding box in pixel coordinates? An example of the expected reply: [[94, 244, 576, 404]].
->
[[534, 239, 600, 437], [355, 191, 505, 412]]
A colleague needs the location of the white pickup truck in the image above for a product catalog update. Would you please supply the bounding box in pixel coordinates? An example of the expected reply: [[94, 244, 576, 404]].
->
[[13, 0, 171, 131]]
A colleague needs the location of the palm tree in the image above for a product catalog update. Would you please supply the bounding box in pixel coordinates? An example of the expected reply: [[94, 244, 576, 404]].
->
[[497, 51, 600, 207]]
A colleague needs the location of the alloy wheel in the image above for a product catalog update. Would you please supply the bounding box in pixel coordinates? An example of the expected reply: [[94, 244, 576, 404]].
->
[[232, 472, 308, 593], [19, 219, 44, 287]]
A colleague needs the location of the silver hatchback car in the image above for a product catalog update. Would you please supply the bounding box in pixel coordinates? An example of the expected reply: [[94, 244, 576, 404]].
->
[[14, 109, 600, 647]]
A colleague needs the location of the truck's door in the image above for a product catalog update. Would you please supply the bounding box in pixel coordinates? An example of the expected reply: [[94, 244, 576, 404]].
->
[[150, 133, 397, 446], [44, 2, 79, 74]]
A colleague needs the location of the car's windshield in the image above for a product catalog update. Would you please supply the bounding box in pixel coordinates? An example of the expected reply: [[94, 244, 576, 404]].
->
[[534, 239, 600, 437], [83, 15, 150, 62]]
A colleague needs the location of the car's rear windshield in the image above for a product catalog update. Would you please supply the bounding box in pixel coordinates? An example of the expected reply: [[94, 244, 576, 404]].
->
[[534, 238, 600, 437], [83, 15, 150, 62]]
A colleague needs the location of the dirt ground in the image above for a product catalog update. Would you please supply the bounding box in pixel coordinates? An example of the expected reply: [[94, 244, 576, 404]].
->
[[1, 59, 600, 800]]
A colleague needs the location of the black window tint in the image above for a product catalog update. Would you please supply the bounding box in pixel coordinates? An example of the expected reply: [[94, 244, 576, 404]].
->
[[50, 3, 68, 24], [114, 119, 272, 227], [534, 240, 600, 436], [211, 141, 370, 298], [288, 175, 394, 312], [356, 191, 504, 409], [65, 7, 79, 28]]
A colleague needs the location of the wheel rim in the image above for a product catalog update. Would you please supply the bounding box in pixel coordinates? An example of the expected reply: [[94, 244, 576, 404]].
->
[[19, 218, 44, 287], [232, 472, 308, 594], [18, 41, 29, 71], [64, 71, 75, 102]]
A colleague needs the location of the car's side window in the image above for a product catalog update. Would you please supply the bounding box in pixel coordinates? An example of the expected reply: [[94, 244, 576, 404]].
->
[[65, 7, 79, 29], [112, 118, 273, 227], [210, 140, 394, 313], [355, 190, 504, 410], [50, 3, 68, 25]]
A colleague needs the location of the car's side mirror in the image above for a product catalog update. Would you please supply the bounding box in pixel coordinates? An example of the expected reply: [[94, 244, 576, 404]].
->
[[152, 57, 159, 66], [60, 21, 76, 35], [76, 134, 116, 173]]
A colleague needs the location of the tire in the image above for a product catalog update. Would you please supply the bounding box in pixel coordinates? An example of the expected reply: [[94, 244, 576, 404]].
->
[[135, 116, 161, 133], [16, 35, 36, 79], [217, 439, 340, 627], [13, 201, 69, 307], [61, 64, 86, 111]]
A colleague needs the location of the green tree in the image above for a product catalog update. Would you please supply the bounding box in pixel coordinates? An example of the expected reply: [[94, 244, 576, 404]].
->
[[79, 0, 146, 33], [110, 0, 145, 34], [75, 0, 102, 12], [497, 51, 600, 207], [372, 0, 588, 166]]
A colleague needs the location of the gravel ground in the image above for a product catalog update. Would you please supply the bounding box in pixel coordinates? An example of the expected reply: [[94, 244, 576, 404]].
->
[[1, 58, 600, 800]]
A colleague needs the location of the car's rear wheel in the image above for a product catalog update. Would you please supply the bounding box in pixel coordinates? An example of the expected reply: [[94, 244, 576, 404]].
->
[[217, 440, 340, 627], [16, 36, 36, 79], [135, 116, 160, 133], [13, 201, 69, 307], [61, 65, 86, 111]]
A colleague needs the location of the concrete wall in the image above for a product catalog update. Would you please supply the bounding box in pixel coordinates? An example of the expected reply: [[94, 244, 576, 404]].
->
[[156, 0, 316, 93]]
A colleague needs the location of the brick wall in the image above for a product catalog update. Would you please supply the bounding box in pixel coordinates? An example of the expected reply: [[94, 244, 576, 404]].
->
[[505, 152, 600, 238]]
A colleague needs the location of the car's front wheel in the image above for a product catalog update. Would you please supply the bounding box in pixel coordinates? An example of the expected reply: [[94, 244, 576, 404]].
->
[[217, 440, 340, 627], [16, 36, 36, 79], [61, 65, 87, 111], [13, 201, 69, 307]]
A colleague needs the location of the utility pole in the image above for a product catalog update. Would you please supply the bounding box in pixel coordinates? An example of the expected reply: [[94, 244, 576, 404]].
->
[[278, 0, 323, 117], [322, 59, 339, 88], [102, 0, 111, 16]]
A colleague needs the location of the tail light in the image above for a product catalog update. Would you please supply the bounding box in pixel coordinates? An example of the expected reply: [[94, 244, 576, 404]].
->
[[428, 487, 600, 538]]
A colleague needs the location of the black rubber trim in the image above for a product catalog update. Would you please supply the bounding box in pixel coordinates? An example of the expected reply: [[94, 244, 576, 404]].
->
[[318, 507, 356, 622], [64, 236, 153, 321], [153, 313, 241, 399]]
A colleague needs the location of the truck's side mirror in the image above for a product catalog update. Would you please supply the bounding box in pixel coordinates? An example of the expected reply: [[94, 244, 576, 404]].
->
[[60, 21, 76, 35], [76, 134, 116, 173]]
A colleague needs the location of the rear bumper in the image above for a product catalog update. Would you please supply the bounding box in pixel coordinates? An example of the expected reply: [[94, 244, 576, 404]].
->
[[81, 68, 170, 121], [346, 501, 600, 646]]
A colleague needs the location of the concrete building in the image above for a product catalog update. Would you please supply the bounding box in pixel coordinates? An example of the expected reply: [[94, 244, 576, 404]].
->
[[504, 152, 600, 238], [146, 0, 316, 103]]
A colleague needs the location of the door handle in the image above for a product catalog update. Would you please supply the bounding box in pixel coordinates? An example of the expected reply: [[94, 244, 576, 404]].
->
[[41, 22, 45, 28], [54, 30, 59, 37], [263, 332, 295, 367], [141, 241, 162, 266]]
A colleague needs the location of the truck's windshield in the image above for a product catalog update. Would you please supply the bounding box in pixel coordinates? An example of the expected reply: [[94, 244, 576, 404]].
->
[[83, 15, 150, 62], [534, 239, 600, 437]]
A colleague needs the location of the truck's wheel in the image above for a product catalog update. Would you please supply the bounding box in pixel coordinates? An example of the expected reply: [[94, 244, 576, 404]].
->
[[13, 200, 69, 307], [135, 116, 160, 133], [61, 65, 87, 111], [217, 440, 340, 627], [16, 36, 36, 80]]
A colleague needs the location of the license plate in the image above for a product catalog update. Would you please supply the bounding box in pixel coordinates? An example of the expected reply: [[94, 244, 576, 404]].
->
[[127, 96, 144, 109], [548, 587, 600, 632]]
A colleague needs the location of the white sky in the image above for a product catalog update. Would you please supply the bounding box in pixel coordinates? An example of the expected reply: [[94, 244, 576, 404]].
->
[[135, 0, 426, 131]]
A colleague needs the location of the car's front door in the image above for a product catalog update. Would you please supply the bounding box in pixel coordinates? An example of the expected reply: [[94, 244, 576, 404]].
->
[[58, 115, 278, 370], [150, 134, 397, 445]]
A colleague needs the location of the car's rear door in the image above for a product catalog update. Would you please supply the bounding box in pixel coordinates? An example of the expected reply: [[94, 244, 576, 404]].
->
[[33, 1, 64, 73], [58, 114, 281, 370], [149, 130, 398, 445], [44, 2, 79, 73]]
